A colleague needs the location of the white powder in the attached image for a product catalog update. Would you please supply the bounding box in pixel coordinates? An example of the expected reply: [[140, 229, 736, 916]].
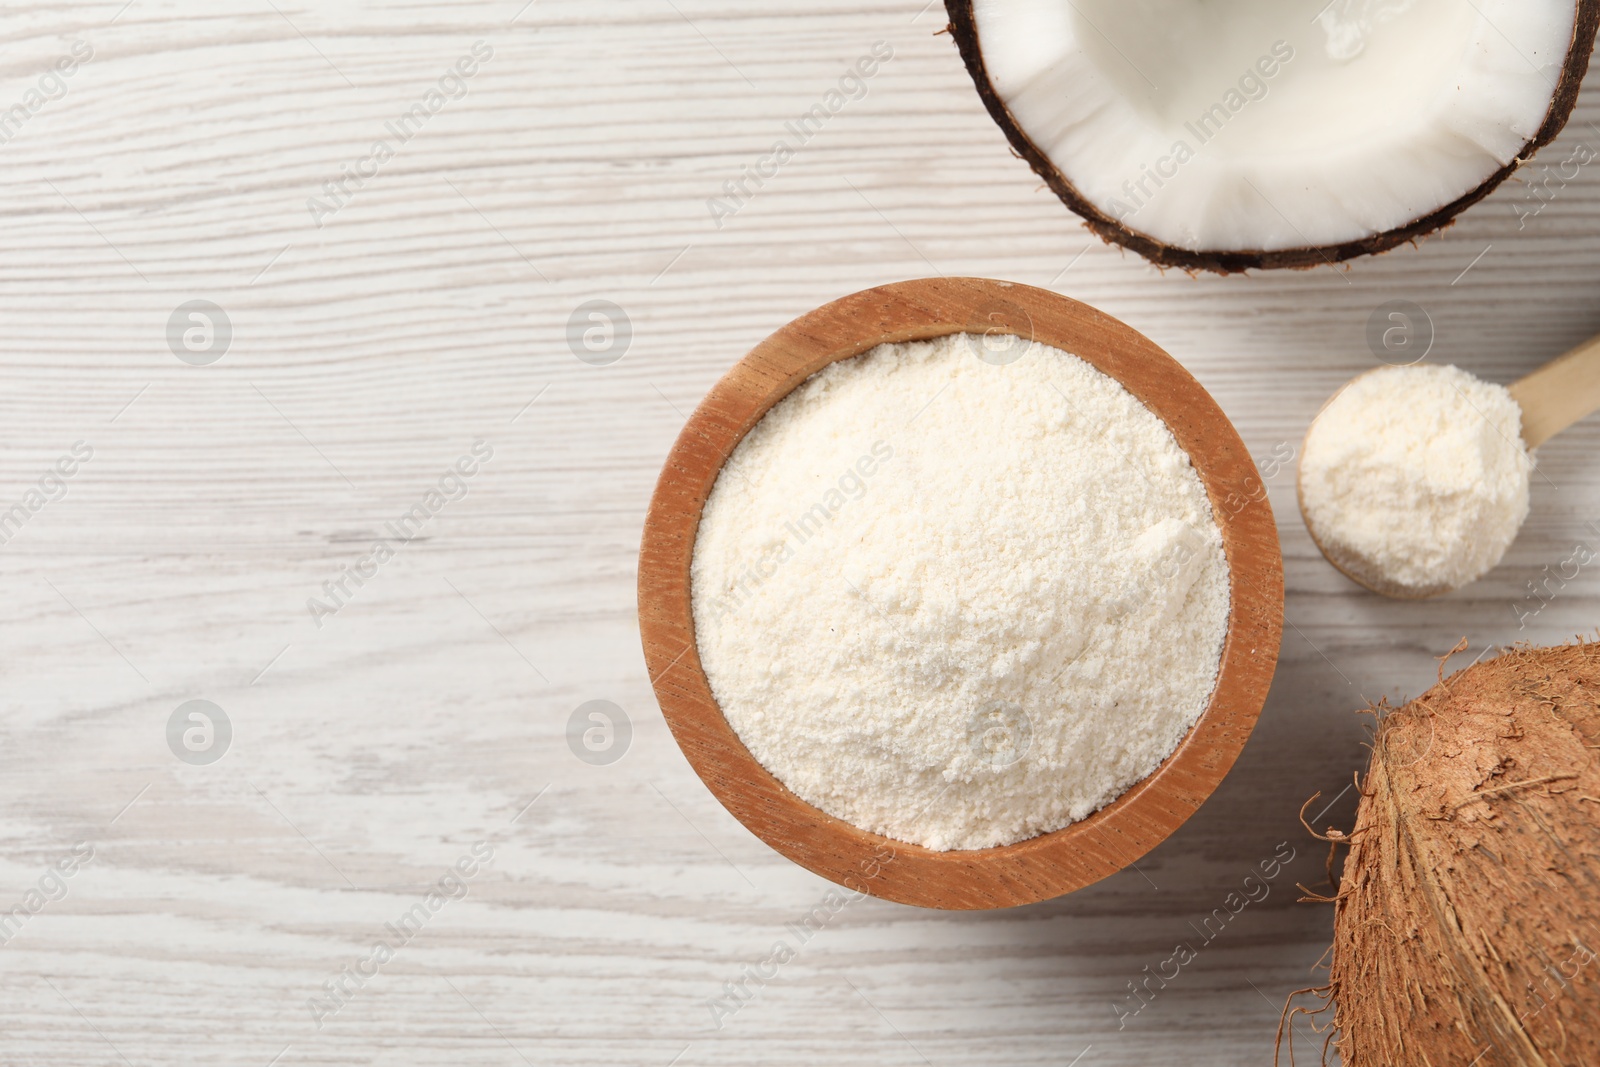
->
[[690, 334, 1231, 851], [1299, 363, 1531, 597]]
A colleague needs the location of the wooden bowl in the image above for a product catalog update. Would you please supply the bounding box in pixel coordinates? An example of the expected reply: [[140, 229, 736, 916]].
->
[[638, 278, 1283, 909]]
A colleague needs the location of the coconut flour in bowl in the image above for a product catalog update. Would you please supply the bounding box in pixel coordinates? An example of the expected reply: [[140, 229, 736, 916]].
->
[[689, 333, 1231, 851]]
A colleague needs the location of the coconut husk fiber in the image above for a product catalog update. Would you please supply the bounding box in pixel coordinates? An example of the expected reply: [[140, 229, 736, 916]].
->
[[1325, 641, 1600, 1066]]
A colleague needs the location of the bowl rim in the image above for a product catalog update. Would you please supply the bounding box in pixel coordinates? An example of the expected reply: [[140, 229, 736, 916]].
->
[[637, 277, 1283, 909]]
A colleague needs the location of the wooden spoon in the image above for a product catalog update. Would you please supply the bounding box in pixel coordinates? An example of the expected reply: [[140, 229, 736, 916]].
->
[[637, 277, 1283, 909], [1300, 332, 1600, 599], [1508, 331, 1600, 450]]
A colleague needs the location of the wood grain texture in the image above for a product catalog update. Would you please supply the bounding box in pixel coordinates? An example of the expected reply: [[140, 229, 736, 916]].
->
[[640, 277, 1283, 909], [0, 1, 1598, 1064]]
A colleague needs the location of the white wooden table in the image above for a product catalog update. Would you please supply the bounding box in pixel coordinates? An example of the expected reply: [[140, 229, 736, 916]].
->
[[4, 2, 1599, 1063]]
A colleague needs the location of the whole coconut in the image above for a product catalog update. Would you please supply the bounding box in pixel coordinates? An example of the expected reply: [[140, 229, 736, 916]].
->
[[1327, 642, 1600, 1066]]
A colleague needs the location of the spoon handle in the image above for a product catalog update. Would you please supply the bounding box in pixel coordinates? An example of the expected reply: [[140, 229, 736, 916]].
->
[[1508, 332, 1600, 450]]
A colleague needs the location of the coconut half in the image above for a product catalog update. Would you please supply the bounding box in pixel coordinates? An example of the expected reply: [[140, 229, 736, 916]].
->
[[946, 0, 1599, 271]]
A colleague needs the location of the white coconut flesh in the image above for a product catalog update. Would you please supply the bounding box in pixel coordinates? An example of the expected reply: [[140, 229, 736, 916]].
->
[[971, 0, 1579, 252]]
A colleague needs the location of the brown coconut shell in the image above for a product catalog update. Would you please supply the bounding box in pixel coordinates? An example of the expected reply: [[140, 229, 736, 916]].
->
[[943, 1, 1600, 273], [1324, 642, 1600, 1066]]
